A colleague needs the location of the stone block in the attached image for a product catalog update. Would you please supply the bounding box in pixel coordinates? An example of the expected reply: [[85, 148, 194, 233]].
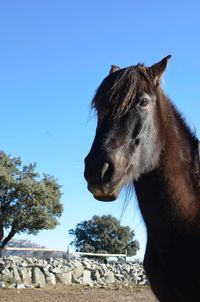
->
[[55, 272, 72, 285], [72, 265, 84, 279], [83, 270, 92, 285], [105, 271, 115, 284], [32, 267, 46, 288], [45, 272, 56, 285], [18, 267, 32, 286]]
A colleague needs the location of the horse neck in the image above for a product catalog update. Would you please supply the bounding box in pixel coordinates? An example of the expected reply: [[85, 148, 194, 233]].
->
[[135, 95, 200, 228]]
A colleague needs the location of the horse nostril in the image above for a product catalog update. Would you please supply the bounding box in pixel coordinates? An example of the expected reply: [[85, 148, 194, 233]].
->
[[100, 162, 115, 182], [101, 163, 109, 180]]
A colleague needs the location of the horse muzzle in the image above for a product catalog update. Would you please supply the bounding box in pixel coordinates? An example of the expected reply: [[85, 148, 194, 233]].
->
[[84, 151, 126, 202], [86, 176, 125, 202]]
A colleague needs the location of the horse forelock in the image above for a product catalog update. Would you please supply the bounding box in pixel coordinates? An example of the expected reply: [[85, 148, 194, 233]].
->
[[92, 64, 154, 118]]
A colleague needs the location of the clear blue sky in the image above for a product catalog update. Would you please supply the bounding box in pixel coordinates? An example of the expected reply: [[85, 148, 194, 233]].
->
[[0, 1, 200, 259]]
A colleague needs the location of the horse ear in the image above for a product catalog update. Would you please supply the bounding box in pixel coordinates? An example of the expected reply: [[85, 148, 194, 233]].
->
[[109, 65, 120, 74], [150, 55, 172, 86]]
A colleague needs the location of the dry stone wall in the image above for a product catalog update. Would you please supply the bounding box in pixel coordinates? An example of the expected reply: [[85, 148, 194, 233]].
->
[[0, 256, 148, 288]]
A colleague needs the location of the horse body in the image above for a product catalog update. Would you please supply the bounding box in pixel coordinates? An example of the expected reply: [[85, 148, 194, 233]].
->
[[84, 56, 200, 301], [135, 99, 200, 301], [136, 169, 200, 301]]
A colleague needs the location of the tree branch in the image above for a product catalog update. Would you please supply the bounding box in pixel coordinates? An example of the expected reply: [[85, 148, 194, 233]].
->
[[1, 227, 17, 249]]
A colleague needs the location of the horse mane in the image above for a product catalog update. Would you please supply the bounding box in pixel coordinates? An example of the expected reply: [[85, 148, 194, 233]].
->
[[170, 102, 198, 149], [92, 64, 154, 118]]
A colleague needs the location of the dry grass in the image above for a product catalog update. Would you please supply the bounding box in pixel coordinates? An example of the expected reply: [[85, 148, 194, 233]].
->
[[0, 285, 158, 302]]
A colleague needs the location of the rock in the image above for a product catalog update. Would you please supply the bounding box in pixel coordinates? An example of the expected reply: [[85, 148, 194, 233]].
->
[[45, 272, 56, 285], [82, 258, 96, 271], [73, 259, 83, 268], [1, 268, 14, 284], [16, 283, 26, 289], [91, 269, 101, 281], [6, 256, 20, 263], [44, 264, 52, 271], [105, 271, 115, 284], [72, 265, 84, 279], [50, 267, 62, 274], [51, 267, 69, 274], [18, 267, 32, 286], [55, 272, 72, 285], [101, 263, 108, 274], [32, 267, 46, 288], [82, 270, 92, 285], [0, 281, 5, 288], [25, 258, 34, 265], [114, 273, 125, 282], [12, 265, 22, 285], [52, 260, 60, 267]]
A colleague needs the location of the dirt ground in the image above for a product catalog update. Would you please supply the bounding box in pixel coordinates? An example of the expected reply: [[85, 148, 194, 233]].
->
[[0, 285, 158, 302]]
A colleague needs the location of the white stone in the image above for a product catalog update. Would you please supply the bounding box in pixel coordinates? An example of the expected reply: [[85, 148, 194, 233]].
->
[[18, 267, 32, 286], [72, 265, 84, 279], [45, 272, 56, 285], [32, 267, 46, 288], [83, 270, 92, 285], [105, 271, 115, 284], [55, 272, 72, 285], [16, 283, 26, 289], [12, 264, 22, 284], [0, 281, 5, 288]]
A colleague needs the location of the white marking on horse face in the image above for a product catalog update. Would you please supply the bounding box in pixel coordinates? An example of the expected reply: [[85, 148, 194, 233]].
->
[[131, 93, 161, 181]]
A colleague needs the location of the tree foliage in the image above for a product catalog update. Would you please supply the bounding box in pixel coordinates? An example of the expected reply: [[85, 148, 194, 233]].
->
[[0, 151, 63, 253], [69, 215, 139, 256]]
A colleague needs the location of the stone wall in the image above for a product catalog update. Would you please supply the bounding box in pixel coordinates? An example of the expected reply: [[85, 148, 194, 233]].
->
[[0, 256, 148, 289]]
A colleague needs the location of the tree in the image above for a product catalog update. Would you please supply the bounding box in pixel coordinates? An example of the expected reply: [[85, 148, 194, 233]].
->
[[69, 215, 139, 257], [0, 151, 63, 255]]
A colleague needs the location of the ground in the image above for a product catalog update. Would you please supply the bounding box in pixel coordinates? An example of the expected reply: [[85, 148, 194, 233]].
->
[[0, 285, 157, 302]]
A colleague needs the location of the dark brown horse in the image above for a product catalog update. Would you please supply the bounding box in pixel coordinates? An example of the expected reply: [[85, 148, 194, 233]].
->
[[84, 56, 200, 302]]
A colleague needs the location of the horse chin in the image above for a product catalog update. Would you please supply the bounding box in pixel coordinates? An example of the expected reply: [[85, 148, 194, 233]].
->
[[88, 178, 125, 202], [93, 194, 118, 202], [92, 181, 124, 202]]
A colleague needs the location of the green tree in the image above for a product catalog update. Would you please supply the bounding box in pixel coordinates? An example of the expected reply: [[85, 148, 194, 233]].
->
[[69, 215, 139, 257], [0, 151, 63, 255]]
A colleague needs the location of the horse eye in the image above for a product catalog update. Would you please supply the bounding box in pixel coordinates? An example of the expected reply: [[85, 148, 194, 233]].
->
[[139, 98, 149, 108]]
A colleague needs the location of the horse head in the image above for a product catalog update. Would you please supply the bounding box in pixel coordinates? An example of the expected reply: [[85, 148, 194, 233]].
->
[[84, 56, 171, 201]]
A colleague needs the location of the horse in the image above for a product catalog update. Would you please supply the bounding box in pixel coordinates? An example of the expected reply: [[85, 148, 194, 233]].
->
[[84, 56, 200, 302]]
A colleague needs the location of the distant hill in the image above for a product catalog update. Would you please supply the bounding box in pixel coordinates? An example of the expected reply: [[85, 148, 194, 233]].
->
[[7, 238, 46, 249], [4, 239, 47, 257], [4, 239, 66, 259]]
